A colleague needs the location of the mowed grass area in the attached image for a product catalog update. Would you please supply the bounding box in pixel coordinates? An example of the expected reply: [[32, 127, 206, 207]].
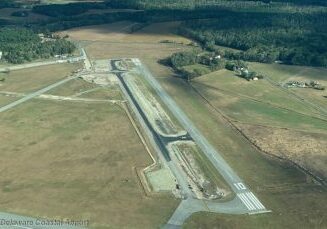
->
[[158, 77, 327, 229], [191, 65, 327, 178], [0, 63, 80, 94], [0, 99, 178, 229], [191, 68, 327, 132], [250, 63, 327, 112], [0, 95, 17, 106]]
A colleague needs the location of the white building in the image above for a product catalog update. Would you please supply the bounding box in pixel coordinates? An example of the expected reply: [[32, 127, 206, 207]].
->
[[0, 51, 2, 60]]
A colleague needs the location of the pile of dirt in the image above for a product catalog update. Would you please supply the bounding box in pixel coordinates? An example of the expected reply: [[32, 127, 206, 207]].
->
[[237, 124, 327, 182]]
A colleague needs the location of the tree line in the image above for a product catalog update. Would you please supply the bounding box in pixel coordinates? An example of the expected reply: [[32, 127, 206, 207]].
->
[[0, 28, 75, 64], [178, 11, 327, 67], [106, 0, 327, 10]]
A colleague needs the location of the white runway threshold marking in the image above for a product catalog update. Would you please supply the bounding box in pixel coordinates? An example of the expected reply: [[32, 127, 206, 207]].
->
[[237, 192, 266, 211]]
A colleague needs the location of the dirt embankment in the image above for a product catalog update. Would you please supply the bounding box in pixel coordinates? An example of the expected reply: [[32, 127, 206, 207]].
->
[[237, 124, 327, 182]]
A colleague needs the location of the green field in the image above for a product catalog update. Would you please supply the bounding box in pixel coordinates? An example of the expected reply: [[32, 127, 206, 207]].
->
[[182, 64, 211, 76], [1, 20, 322, 229]]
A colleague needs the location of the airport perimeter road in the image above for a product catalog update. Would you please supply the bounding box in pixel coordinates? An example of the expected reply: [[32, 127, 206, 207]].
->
[[135, 60, 268, 213], [0, 60, 66, 73], [0, 76, 77, 113]]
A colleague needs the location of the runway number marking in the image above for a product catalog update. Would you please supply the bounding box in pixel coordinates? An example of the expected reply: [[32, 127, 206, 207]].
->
[[234, 182, 247, 190]]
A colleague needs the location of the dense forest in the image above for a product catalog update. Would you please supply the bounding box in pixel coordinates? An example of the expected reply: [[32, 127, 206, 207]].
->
[[179, 12, 327, 67], [0, 28, 75, 64], [1, 0, 326, 68], [106, 0, 327, 9]]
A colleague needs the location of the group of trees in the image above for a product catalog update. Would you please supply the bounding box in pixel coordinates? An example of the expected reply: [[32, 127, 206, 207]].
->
[[165, 50, 226, 80], [0, 28, 75, 64], [179, 11, 327, 67], [1, 0, 327, 69], [106, 0, 327, 10], [166, 50, 262, 81]]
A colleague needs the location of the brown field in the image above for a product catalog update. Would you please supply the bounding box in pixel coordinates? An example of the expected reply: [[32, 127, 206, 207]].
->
[[64, 21, 137, 42], [0, 63, 80, 94], [237, 124, 327, 180], [63, 22, 192, 85], [0, 99, 178, 229], [63, 21, 191, 44]]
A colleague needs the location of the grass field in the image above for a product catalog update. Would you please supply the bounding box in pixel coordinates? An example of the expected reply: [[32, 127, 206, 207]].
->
[[188, 64, 327, 181], [48, 78, 123, 100], [0, 63, 80, 94], [78, 87, 122, 100], [0, 99, 178, 229], [158, 76, 327, 229], [250, 63, 327, 114], [193, 69, 320, 116], [62, 21, 327, 228], [0, 95, 16, 106], [48, 78, 98, 96]]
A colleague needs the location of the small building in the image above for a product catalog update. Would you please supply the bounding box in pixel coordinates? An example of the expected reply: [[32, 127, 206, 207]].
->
[[0, 51, 2, 60]]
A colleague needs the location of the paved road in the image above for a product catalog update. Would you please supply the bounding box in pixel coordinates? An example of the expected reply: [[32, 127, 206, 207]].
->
[[115, 66, 193, 198], [110, 58, 269, 228], [0, 60, 66, 73], [0, 77, 77, 113]]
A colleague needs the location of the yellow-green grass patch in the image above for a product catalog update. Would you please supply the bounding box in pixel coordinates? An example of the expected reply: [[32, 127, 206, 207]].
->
[[49, 78, 99, 97], [0, 99, 178, 229], [194, 69, 321, 116], [0, 95, 17, 107]]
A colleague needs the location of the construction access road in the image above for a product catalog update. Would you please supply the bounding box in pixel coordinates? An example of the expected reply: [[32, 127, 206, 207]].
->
[[110, 58, 270, 228]]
